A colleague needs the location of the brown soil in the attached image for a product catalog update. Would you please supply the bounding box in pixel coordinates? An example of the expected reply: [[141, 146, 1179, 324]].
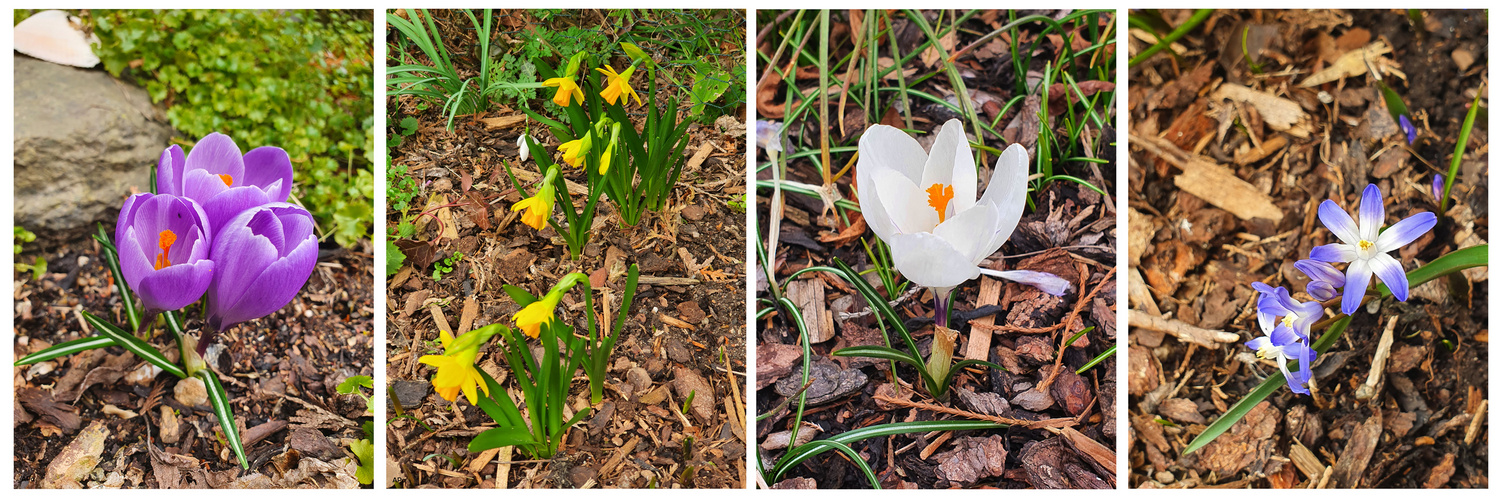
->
[[1126, 9, 1488, 489]]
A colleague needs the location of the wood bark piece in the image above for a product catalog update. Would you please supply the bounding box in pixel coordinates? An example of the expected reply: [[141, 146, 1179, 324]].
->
[[1132, 133, 1284, 223], [1210, 83, 1312, 138], [964, 276, 1004, 361], [786, 278, 834, 343], [1328, 415, 1381, 487], [1128, 311, 1240, 348], [1298, 41, 1392, 87]]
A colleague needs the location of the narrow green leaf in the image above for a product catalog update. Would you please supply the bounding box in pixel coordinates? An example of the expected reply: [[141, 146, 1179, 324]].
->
[[200, 370, 248, 469], [774, 420, 1005, 480], [801, 440, 882, 489], [469, 425, 539, 452], [83, 311, 185, 379], [15, 336, 117, 366]]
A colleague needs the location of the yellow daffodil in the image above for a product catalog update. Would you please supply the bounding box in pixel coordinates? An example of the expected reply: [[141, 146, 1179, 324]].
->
[[542, 77, 584, 107], [510, 272, 589, 338], [557, 134, 591, 168], [510, 167, 558, 230], [596, 64, 642, 106], [599, 123, 622, 175], [513, 292, 563, 338], [418, 325, 501, 405]]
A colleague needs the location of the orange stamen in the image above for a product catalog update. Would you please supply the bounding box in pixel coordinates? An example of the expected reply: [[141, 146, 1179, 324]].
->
[[218, 174, 233, 186], [154, 230, 177, 270], [925, 184, 955, 223]]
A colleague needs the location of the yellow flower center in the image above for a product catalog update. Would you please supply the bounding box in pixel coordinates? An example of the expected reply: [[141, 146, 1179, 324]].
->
[[1358, 239, 1375, 251], [925, 183, 955, 223], [154, 230, 177, 270]]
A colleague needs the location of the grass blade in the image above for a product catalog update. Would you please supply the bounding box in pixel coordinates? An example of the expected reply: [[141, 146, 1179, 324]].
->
[[1440, 86, 1485, 213]]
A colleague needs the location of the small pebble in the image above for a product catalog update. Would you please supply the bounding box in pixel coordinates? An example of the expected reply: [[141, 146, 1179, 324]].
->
[[174, 377, 208, 407]]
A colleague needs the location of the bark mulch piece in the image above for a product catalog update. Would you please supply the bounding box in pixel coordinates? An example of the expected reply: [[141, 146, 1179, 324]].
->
[[14, 241, 376, 488], [384, 9, 747, 489], [1126, 9, 1488, 489], [755, 9, 1118, 489]]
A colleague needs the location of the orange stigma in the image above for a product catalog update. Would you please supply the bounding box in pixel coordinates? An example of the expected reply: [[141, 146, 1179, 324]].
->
[[218, 174, 233, 186], [153, 230, 177, 270], [925, 184, 955, 223]]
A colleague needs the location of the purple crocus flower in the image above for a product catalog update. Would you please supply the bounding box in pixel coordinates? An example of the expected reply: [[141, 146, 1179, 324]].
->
[[157, 133, 293, 238], [1398, 115, 1417, 144], [1310, 184, 1435, 314], [115, 193, 215, 314], [1248, 283, 1321, 394], [1294, 259, 1345, 302], [205, 202, 319, 333]]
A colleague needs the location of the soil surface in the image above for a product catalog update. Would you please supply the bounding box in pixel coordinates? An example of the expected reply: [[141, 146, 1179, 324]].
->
[[14, 240, 377, 488], [1126, 9, 1488, 488], [384, 9, 748, 489], [755, 10, 1118, 489]]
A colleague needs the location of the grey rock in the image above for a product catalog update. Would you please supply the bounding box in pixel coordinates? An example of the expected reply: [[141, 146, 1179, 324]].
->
[[14, 55, 175, 248], [390, 379, 431, 408]]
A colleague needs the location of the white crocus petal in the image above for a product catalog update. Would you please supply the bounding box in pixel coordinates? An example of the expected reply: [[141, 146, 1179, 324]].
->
[[856, 164, 899, 242], [980, 269, 1070, 296], [873, 168, 938, 235], [933, 202, 999, 264], [887, 232, 981, 288], [976, 143, 1029, 257], [921, 120, 979, 215], [856, 124, 928, 184]]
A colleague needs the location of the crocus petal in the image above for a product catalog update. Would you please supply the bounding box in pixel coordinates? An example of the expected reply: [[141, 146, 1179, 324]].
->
[[887, 232, 981, 289], [920, 119, 978, 214], [242, 146, 294, 203], [1357, 184, 1384, 242], [116, 193, 149, 248], [857, 124, 929, 185], [135, 260, 215, 312], [1310, 243, 1358, 263], [872, 167, 937, 235], [932, 202, 998, 263], [183, 132, 246, 181], [1374, 211, 1436, 252], [976, 144, 1028, 257], [1317, 199, 1361, 245], [979, 269, 1070, 296], [1341, 259, 1373, 315], [207, 204, 319, 330], [156, 145, 185, 196], [200, 186, 277, 237], [1368, 253, 1410, 302]]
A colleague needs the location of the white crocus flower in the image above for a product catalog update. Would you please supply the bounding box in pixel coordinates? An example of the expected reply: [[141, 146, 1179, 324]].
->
[[856, 119, 1069, 310]]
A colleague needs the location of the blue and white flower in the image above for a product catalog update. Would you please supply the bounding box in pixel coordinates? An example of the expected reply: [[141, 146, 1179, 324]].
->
[[1309, 184, 1435, 314]]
